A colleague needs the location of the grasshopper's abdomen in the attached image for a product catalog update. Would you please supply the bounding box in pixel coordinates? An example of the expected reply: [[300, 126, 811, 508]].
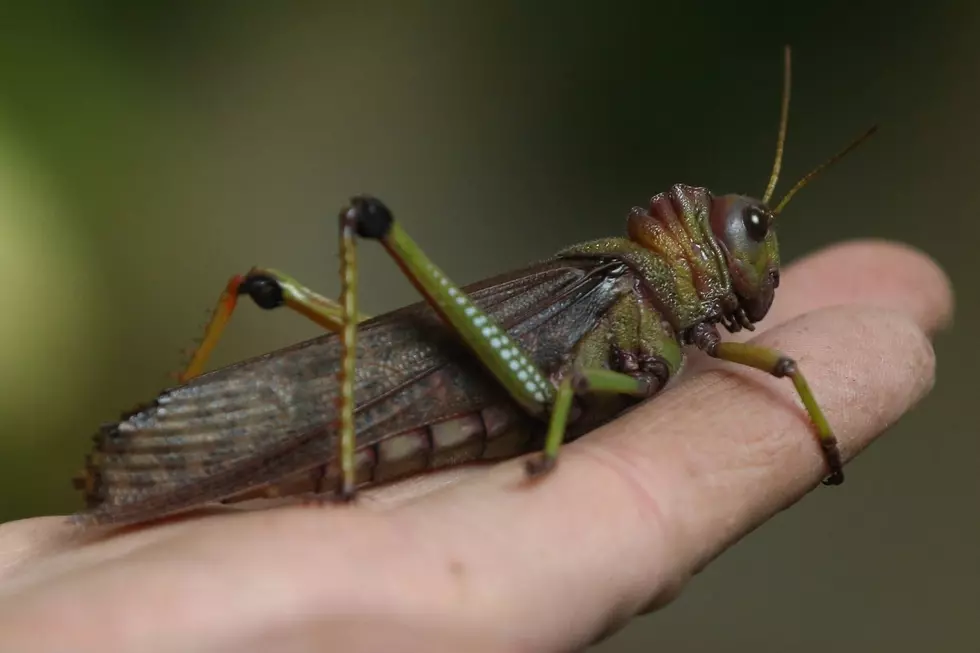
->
[[225, 402, 545, 502]]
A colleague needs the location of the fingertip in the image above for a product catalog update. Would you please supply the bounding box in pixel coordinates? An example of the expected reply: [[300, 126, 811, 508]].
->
[[814, 239, 953, 333], [335, 305, 941, 650], [572, 304, 939, 581], [748, 304, 937, 460], [765, 239, 954, 336]]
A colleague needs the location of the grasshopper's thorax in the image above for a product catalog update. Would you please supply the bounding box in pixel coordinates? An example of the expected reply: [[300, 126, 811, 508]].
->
[[557, 183, 780, 336]]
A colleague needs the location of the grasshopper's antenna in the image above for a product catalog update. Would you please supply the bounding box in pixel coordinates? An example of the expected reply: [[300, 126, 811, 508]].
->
[[773, 125, 878, 215], [762, 45, 792, 206]]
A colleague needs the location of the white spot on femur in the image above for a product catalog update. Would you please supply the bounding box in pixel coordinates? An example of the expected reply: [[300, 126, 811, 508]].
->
[[502, 349, 512, 360], [519, 356, 527, 365], [474, 316, 487, 327], [491, 337, 501, 348], [509, 360, 520, 371], [482, 326, 493, 337], [525, 381, 537, 393], [534, 391, 545, 402], [465, 306, 477, 316], [455, 296, 466, 305], [448, 287, 458, 297], [440, 277, 449, 286], [518, 370, 528, 381]]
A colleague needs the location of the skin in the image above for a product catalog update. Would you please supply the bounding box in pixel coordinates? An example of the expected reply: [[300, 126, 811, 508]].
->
[[0, 240, 953, 653]]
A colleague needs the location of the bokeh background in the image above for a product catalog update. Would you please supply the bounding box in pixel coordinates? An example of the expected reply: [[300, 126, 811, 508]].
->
[[0, 2, 976, 651]]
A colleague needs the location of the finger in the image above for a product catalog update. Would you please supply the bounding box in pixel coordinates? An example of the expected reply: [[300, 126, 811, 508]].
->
[[377, 305, 939, 650], [0, 508, 243, 580], [0, 306, 937, 653], [741, 239, 953, 338], [0, 243, 951, 652]]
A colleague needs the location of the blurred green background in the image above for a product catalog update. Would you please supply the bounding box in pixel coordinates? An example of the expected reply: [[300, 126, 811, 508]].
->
[[0, 1, 976, 650]]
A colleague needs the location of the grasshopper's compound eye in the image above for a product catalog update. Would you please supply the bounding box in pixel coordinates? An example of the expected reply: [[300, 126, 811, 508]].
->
[[712, 197, 770, 258], [240, 275, 284, 310], [741, 205, 771, 242]]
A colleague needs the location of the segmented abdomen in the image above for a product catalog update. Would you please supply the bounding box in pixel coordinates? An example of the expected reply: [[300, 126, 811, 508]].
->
[[225, 402, 542, 502]]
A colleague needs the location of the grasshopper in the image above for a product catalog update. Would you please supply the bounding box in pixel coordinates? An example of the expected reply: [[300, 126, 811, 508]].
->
[[74, 47, 874, 525]]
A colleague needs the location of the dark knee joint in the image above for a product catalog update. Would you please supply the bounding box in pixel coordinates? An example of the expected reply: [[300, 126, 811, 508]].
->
[[639, 356, 670, 388], [773, 356, 797, 378], [345, 195, 393, 240], [612, 349, 640, 374], [612, 350, 670, 393], [239, 273, 284, 310], [688, 322, 721, 354]]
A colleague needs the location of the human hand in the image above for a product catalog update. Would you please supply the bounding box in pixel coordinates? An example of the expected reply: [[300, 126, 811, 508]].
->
[[0, 240, 952, 653]]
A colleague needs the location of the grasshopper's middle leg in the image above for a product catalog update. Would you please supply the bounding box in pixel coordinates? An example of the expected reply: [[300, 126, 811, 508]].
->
[[526, 296, 680, 475], [525, 368, 660, 476]]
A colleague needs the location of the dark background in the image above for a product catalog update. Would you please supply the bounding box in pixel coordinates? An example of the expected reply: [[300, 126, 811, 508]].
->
[[0, 2, 975, 651]]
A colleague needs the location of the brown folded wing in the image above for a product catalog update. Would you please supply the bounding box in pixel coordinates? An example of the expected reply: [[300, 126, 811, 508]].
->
[[75, 257, 630, 524]]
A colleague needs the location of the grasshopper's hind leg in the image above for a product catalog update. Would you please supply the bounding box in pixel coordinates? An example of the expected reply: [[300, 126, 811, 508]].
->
[[179, 267, 370, 382], [339, 196, 561, 480], [340, 196, 558, 415], [338, 196, 673, 488]]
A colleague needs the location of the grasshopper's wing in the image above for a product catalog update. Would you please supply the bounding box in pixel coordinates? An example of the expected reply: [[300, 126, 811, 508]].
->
[[76, 256, 629, 524]]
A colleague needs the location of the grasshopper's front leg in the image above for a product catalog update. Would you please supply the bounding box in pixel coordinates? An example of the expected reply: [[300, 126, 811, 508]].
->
[[340, 196, 654, 487], [689, 322, 844, 485]]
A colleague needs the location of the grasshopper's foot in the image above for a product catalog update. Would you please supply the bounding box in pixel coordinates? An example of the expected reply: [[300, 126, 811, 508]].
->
[[524, 453, 557, 479], [822, 469, 845, 486], [336, 481, 358, 503], [819, 440, 844, 486]]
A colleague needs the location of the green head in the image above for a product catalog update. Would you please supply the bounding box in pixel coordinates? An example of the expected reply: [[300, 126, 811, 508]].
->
[[709, 194, 780, 323], [708, 45, 876, 326]]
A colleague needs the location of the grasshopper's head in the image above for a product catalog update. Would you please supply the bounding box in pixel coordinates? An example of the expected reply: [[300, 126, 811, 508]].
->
[[706, 45, 876, 328], [709, 195, 780, 324]]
